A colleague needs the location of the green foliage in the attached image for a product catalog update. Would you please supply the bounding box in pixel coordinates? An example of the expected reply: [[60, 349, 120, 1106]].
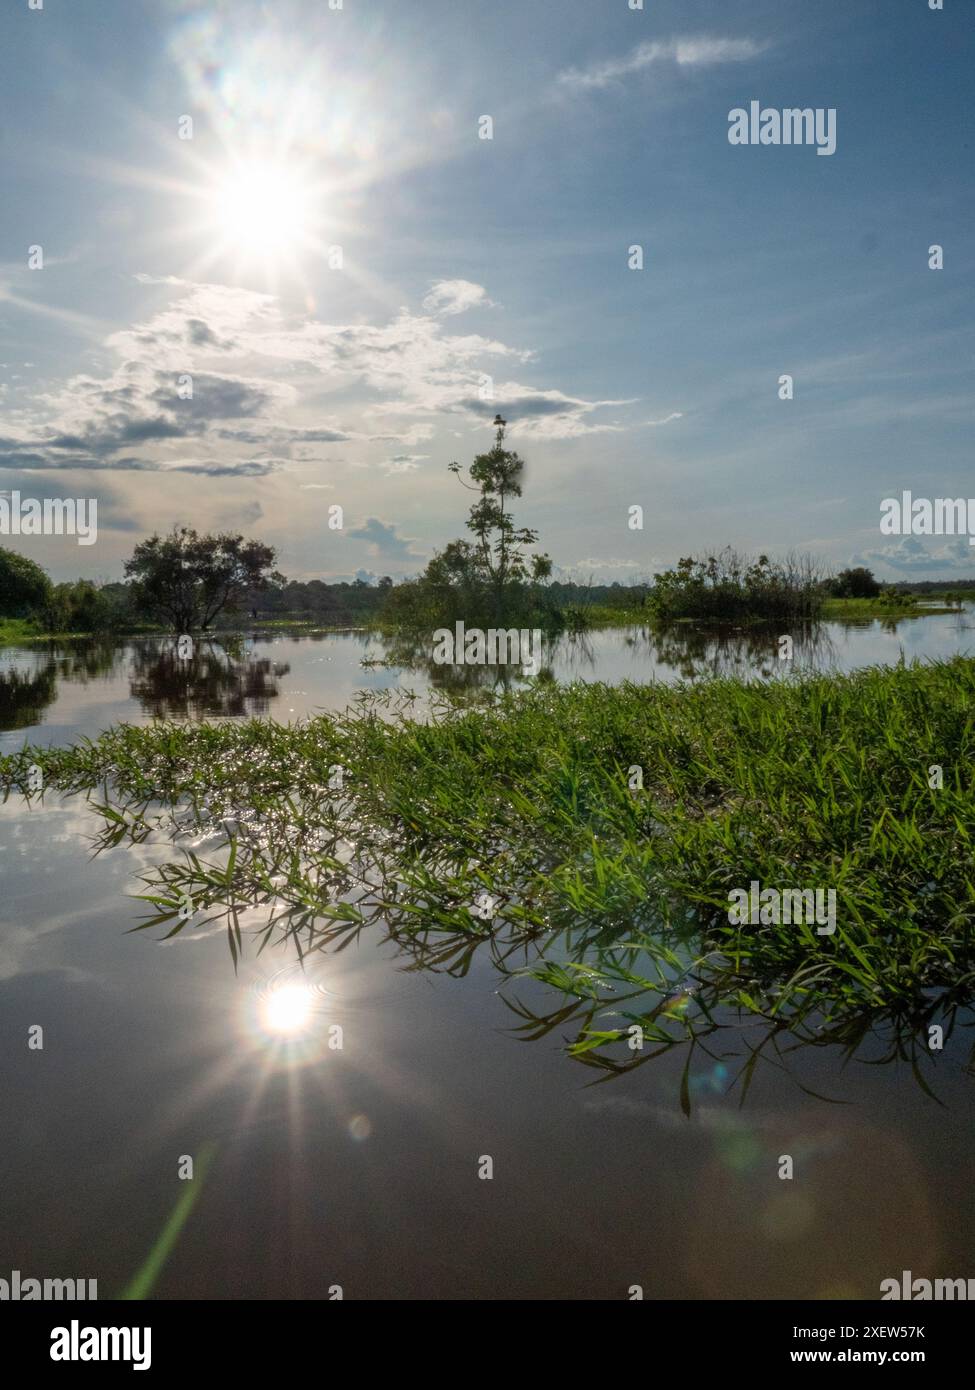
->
[[39, 578, 126, 634], [0, 547, 53, 618], [125, 527, 282, 633], [648, 547, 825, 624], [0, 618, 40, 645], [826, 566, 881, 599], [385, 419, 553, 629]]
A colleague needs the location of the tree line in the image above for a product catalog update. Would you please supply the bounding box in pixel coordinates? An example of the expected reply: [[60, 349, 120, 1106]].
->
[[0, 418, 933, 636]]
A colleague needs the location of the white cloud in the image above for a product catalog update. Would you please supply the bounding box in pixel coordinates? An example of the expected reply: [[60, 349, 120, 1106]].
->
[[347, 516, 424, 561], [451, 385, 635, 439], [0, 276, 635, 478], [382, 454, 428, 474], [558, 35, 768, 91], [421, 280, 496, 317], [857, 536, 975, 574], [569, 557, 643, 571]]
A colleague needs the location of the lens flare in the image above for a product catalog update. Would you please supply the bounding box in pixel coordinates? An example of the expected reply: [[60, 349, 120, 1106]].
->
[[261, 982, 317, 1036], [210, 161, 315, 256]]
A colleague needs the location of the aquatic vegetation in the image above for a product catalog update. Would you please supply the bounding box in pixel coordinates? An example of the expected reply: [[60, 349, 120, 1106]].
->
[[3, 658, 974, 1091]]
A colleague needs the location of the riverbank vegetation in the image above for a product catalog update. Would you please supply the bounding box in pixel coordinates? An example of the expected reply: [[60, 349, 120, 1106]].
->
[[4, 657, 973, 1083]]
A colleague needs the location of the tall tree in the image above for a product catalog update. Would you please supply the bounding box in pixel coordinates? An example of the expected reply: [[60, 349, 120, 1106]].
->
[[447, 416, 551, 613]]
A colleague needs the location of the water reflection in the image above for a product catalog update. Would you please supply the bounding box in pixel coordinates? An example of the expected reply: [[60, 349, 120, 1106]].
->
[[636, 620, 839, 680], [0, 663, 58, 730], [375, 628, 550, 694], [1, 775, 971, 1298], [42, 783, 971, 1113], [1, 609, 973, 740], [0, 639, 123, 729], [128, 637, 290, 719], [376, 621, 843, 689]]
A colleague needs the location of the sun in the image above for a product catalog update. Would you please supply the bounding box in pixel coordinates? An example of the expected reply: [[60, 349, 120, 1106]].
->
[[209, 159, 317, 258], [261, 982, 317, 1036]]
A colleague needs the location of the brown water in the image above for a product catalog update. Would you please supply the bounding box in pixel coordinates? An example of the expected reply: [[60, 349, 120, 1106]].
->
[[1, 615, 973, 1299]]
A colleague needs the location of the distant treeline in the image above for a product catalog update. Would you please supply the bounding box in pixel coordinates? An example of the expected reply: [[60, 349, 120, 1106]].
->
[[892, 578, 975, 594], [1, 554, 654, 635], [254, 577, 651, 625], [100, 576, 400, 628]]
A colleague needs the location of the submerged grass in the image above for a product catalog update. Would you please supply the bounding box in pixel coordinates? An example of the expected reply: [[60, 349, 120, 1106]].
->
[[3, 657, 974, 1083]]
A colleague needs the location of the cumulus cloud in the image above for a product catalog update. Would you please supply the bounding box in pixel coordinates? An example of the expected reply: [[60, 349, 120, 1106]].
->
[[0, 359, 290, 473], [558, 35, 768, 90], [857, 536, 975, 574], [382, 454, 428, 474], [421, 280, 496, 317], [0, 274, 634, 477], [148, 373, 285, 422], [347, 517, 424, 561]]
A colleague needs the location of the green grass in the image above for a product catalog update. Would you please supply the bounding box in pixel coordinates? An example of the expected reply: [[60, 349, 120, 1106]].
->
[[3, 657, 974, 1090], [0, 618, 166, 644], [574, 603, 651, 627], [0, 618, 45, 644], [0, 617, 340, 645], [822, 597, 958, 620], [0, 618, 123, 644]]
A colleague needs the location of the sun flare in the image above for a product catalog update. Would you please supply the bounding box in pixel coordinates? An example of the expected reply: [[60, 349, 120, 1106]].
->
[[211, 161, 316, 256], [261, 982, 317, 1036]]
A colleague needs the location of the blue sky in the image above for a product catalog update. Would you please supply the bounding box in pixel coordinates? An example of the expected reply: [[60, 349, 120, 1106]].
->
[[0, 0, 972, 582]]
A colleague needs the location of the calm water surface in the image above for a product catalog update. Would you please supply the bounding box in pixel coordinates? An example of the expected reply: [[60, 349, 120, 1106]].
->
[[2, 615, 973, 1298]]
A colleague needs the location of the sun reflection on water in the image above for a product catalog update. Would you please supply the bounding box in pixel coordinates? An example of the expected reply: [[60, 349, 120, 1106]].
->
[[261, 982, 317, 1036], [244, 968, 333, 1066]]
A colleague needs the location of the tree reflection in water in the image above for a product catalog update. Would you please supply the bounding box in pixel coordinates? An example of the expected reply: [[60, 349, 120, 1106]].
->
[[128, 637, 291, 719]]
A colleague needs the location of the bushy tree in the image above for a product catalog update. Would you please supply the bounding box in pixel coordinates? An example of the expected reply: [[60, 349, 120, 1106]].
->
[[649, 548, 825, 624], [125, 527, 282, 632], [0, 547, 52, 618], [827, 566, 881, 599], [40, 579, 122, 634]]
